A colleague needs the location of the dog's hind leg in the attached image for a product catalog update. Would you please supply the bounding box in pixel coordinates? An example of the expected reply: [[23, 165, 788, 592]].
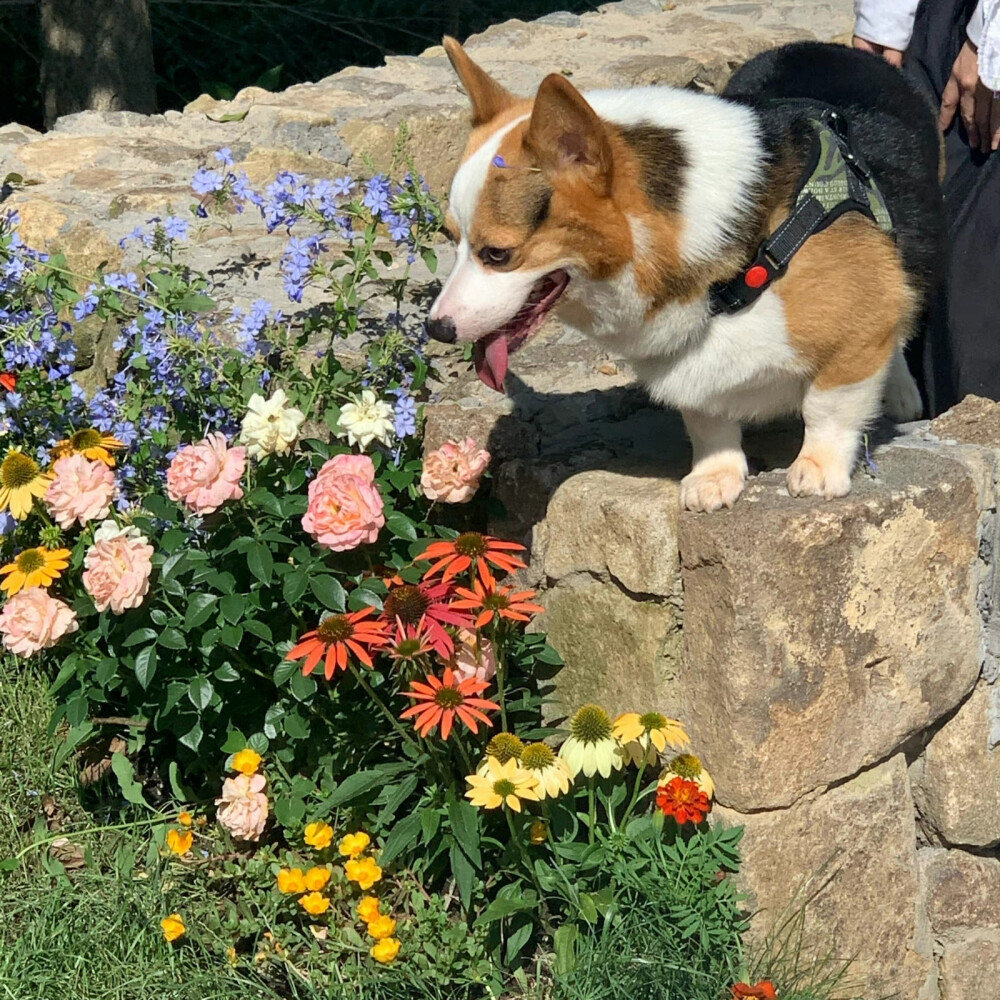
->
[[882, 345, 923, 423], [680, 410, 747, 512], [787, 368, 888, 499]]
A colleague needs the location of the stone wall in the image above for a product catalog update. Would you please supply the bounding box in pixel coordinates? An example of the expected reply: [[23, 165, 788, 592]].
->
[[6, 1, 1000, 997]]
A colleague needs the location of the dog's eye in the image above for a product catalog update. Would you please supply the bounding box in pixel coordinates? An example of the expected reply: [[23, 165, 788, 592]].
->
[[479, 246, 512, 267]]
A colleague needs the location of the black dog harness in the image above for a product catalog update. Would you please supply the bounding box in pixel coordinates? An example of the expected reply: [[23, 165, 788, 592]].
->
[[708, 108, 894, 316]]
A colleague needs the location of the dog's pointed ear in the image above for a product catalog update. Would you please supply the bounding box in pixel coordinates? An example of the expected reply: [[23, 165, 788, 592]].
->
[[525, 74, 612, 191], [443, 36, 516, 126]]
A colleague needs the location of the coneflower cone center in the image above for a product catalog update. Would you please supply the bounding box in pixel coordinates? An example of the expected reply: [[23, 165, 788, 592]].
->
[[453, 532, 488, 558], [393, 638, 423, 658], [486, 733, 524, 763], [383, 585, 430, 624], [521, 743, 556, 769], [1, 452, 38, 488], [493, 779, 517, 797], [670, 754, 702, 779], [434, 687, 464, 709], [16, 549, 45, 573], [640, 711, 667, 731], [71, 428, 103, 450], [317, 615, 354, 643], [571, 704, 613, 743]]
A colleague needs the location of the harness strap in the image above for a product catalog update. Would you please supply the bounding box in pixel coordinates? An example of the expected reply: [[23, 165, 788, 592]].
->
[[708, 108, 895, 316]]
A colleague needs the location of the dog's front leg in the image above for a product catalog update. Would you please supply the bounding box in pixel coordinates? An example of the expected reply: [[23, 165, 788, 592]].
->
[[679, 410, 747, 512], [787, 370, 886, 499]]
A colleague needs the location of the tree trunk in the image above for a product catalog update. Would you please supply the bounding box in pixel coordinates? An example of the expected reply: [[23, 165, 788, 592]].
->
[[40, 0, 156, 128]]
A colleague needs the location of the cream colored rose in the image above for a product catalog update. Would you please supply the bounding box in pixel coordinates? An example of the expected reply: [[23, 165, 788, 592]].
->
[[239, 389, 306, 460]]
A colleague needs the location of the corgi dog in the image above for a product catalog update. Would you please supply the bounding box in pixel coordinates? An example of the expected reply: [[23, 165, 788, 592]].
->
[[426, 39, 945, 512]]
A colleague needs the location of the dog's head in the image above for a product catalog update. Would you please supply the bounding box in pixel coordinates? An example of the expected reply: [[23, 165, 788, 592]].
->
[[428, 39, 638, 391]]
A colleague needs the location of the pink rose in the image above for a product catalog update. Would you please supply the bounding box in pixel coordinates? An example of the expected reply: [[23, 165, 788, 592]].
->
[[166, 433, 246, 515], [216, 772, 269, 841], [302, 453, 384, 551], [82, 520, 154, 614], [0, 587, 78, 658], [421, 438, 490, 503], [451, 628, 497, 685], [45, 453, 115, 529]]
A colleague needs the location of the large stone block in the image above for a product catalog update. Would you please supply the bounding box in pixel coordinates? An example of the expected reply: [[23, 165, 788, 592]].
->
[[912, 681, 1000, 847], [939, 931, 1000, 1000], [679, 445, 984, 810], [715, 755, 935, 1000], [920, 848, 1000, 933]]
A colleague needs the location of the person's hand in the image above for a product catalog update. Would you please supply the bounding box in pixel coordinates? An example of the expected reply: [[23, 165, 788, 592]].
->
[[852, 36, 904, 68], [940, 39, 1000, 153]]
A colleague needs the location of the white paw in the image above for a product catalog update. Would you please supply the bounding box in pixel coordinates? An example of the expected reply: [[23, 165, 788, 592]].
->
[[681, 467, 745, 512], [787, 454, 853, 499], [882, 368, 923, 423]]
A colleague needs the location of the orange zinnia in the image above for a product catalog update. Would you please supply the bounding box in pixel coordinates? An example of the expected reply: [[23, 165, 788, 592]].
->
[[420, 532, 526, 583], [656, 776, 711, 825], [732, 982, 777, 999], [450, 567, 544, 629], [286, 608, 389, 679], [399, 667, 499, 740]]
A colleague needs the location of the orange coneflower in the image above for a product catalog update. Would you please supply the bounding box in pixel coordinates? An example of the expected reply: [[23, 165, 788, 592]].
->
[[379, 579, 471, 659], [50, 427, 126, 468], [450, 567, 544, 629], [384, 615, 436, 668], [420, 532, 526, 583], [285, 608, 390, 680], [399, 667, 499, 740]]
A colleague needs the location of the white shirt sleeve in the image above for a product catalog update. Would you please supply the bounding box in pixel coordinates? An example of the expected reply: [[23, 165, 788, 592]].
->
[[969, 0, 1000, 90], [854, 0, 922, 50]]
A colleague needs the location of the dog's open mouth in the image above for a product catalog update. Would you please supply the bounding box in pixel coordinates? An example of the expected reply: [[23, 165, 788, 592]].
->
[[473, 269, 570, 392]]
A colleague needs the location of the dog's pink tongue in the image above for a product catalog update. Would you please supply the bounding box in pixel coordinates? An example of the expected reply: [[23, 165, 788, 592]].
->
[[473, 331, 509, 393]]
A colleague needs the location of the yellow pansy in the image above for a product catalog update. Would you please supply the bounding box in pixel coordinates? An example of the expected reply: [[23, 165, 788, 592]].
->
[[298, 892, 330, 916], [367, 914, 397, 940], [345, 857, 382, 890], [303, 866, 331, 891], [276, 868, 307, 894], [370, 938, 401, 963]]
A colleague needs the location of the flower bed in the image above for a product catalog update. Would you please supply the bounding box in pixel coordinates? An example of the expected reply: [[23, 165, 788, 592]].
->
[[0, 153, 775, 999]]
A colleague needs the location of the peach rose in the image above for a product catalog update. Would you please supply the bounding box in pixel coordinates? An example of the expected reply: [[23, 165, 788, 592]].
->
[[451, 627, 497, 685], [45, 453, 115, 529], [0, 587, 78, 657], [166, 432, 246, 515], [215, 772, 268, 841], [82, 520, 154, 614], [302, 453, 384, 551], [421, 438, 490, 503]]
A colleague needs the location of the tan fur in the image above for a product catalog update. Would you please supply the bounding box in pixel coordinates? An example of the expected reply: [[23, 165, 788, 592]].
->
[[775, 215, 914, 389]]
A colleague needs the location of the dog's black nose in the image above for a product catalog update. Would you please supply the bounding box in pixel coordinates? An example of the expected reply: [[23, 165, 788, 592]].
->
[[426, 316, 457, 344]]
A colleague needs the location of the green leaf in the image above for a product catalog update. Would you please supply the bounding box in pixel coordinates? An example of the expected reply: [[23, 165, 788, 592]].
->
[[179, 720, 203, 752], [289, 669, 317, 702], [244, 619, 273, 641], [185, 593, 218, 630], [310, 575, 346, 611], [110, 753, 148, 809], [283, 710, 310, 740], [219, 624, 243, 649], [247, 542, 273, 584], [273, 658, 298, 686], [579, 892, 599, 925], [187, 677, 214, 711], [134, 646, 157, 689], [505, 913, 535, 966], [220, 594, 244, 624], [207, 109, 249, 123], [123, 628, 157, 648], [553, 922, 579, 976], [378, 774, 419, 826], [534, 643, 565, 666], [421, 247, 438, 273], [447, 796, 482, 869], [256, 63, 283, 90], [480, 894, 538, 925], [220, 729, 247, 753], [173, 292, 216, 313], [328, 770, 385, 807], [379, 811, 423, 867], [247, 732, 269, 754], [283, 569, 309, 605], [158, 627, 186, 650], [449, 841, 475, 912], [386, 512, 418, 542]]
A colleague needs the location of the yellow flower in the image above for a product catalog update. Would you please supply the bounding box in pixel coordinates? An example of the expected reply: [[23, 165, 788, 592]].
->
[[345, 857, 382, 890], [303, 866, 331, 891], [298, 892, 331, 915], [161, 913, 186, 942], [0, 546, 70, 596], [357, 895, 382, 924], [613, 711, 690, 765], [276, 868, 307, 894], [0, 449, 53, 520], [51, 428, 125, 467], [226, 945, 238, 966], [231, 748, 262, 775], [519, 743, 573, 800], [166, 829, 193, 855], [661, 753, 715, 799], [304, 821, 334, 850], [367, 914, 397, 940], [178, 811, 193, 827], [338, 831, 370, 859], [465, 756, 540, 812], [370, 938, 401, 963], [559, 705, 625, 778]]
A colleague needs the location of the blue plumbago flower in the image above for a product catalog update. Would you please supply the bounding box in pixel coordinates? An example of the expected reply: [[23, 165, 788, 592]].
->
[[192, 167, 224, 195], [214, 147, 234, 167], [231, 172, 262, 207], [331, 175, 355, 198], [385, 213, 411, 243], [104, 272, 140, 293], [119, 225, 144, 249], [280, 233, 327, 303], [0, 510, 15, 536], [392, 388, 418, 438], [363, 174, 391, 216], [73, 286, 99, 320], [143, 307, 165, 330], [163, 216, 188, 241]]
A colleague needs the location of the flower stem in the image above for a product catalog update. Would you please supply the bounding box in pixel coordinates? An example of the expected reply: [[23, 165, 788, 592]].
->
[[349, 665, 423, 756], [505, 807, 544, 900], [587, 776, 596, 845], [495, 631, 508, 731], [621, 756, 648, 829], [453, 731, 475, 776]]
